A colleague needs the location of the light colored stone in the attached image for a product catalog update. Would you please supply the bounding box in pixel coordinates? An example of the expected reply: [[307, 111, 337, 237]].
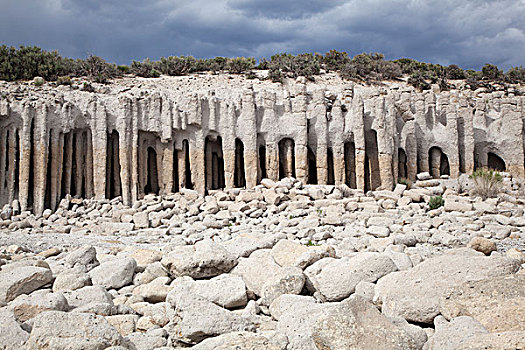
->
[[423, 315, 488, 350], [231, 249, 282, 296], [0, 266, 53, 304], [192, 331, 284, 350], [9, 289, 69, 322], [468, 236, 497, 255], [305, 253, 397, 301], [374, 249, 520, 323], [132, 276, 171, 303], [166, 290, 254, 344], [0, 309, 29, 350], [27, 311, 124, 349], [161, 240, 237, 279], [53, 270, 91, 292], [64, 245, 99, 272], [260, 266, 305, 305], [312, 296, 419, 350], [89, 257, 136, 289], [440, 274, 525, 332], [105, 314, 139, 336]]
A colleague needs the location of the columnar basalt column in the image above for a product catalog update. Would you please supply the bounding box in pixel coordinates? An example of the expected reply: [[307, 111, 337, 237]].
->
[[33, 105, 48, 215], [73, 131, 84, 197], [85, 130, 94, 199], [7, 127, 17, 204], [18, 106, 32, 211], [91, 102, 108, 200], [62, 132, 73, 196], [161, 140, 174, 195], [193, 132, 206, 194], [48, 129, 61, 210], [430, 147, 442, 178], [0, 128, 7, 204]]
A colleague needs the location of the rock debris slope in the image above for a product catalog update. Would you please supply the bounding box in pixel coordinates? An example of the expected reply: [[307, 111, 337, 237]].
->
[[0, 175, 524, 349]]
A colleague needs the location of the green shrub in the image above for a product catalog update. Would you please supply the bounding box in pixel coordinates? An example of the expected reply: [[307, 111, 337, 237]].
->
[[505, 66, 525, 84], [131, 59, 160, 78], [481, 64, 503, 81], [321, 50, 350, 72], [341, 53, 401, 83], [157, 56, 196, 76], [470, 169, 503, 199], [428, 196, 444, 210], [57, 76, 72, 85], [33, 77, 44, 86], [446, 64, 466, 79], [81, 55, 119, 83], [227, 57, 256, 74], [117, 65, 130, 73]]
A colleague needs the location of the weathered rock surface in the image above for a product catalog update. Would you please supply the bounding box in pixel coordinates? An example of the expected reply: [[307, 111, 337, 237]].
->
[[375, 249, 520, 323], [312, 296, 419, 350], [0, 266, 53, 305], [305, 253, 397, 301], [0, 309, 29, 350], [89, 257, 137, 289], [161, 240, 237, 279], [440, 273, 525, 332], [27, 311, 123, 349]]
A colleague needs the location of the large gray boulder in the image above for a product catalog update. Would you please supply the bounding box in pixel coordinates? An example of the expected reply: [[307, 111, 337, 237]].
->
[[0, 309, 29, 350], [260, 266, 305, 306], [275, 294, 338, 349], [53, 270, 91, 292], [440, 273, 525, 332], [89, 257, 136, 289], [9, 289, 69, 322], [0, 266, 53, 305], [312, 296, 419, 350], [192, 331, 286, 350], [161, 240, 237, 279], [231, 249, 283, 296], [305, 253, 397, 301], [64, 246, 99, 272], [423, 316, 489, 350], [166, 288, 254, 344], [375, 249, 520, 324], [27, 311, 123, 349], [169, 275, 247, 309], [64, 285, 113, 309]]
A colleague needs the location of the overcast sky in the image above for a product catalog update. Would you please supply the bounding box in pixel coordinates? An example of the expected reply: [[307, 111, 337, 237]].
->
[[1, 0, 524, 70]]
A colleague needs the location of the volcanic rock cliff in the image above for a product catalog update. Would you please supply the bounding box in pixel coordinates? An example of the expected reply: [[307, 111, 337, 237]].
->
[[0, 73, 523, 214]]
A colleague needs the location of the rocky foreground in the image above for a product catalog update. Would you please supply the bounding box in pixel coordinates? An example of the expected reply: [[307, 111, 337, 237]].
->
[[0, 173, 525, 349]]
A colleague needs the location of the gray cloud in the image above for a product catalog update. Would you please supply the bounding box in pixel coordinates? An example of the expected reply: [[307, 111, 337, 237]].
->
[[0, 0, 523, 69]]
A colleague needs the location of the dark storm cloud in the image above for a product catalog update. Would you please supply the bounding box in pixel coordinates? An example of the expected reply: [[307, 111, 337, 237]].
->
[[0, 0, 524, 69]]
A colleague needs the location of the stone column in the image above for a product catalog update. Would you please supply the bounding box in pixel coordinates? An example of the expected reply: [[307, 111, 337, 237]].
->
[[33, 105, 48, 215], [85, 130, 94, 199], [63, 133, 73, 196], [266, 143, 279, 181], [49, 129, 61, 210], [18, 107, 32, 211], [7, 128, 16, 204], [333, 144, 345, 186], [161, 141, 174, 195], [430, 147, 441, 178], [0, 128, 6, 205], [74, 131, 84, 197], [317, 145, 328, 184], [192, 133, 206, 194]]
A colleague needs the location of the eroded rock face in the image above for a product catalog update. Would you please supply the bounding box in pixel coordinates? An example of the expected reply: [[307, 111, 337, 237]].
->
[[374, 249, 521, 323], [1, 75, 524, 216], [27, 311, 124, 350], [440, 274, 525, 332], [0, 266, 53, 305], [312, 296, 420, 350], [161, 240, 237, 279]]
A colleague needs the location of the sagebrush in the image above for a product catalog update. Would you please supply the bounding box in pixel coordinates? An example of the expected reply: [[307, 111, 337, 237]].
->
[[470, 169, 503, 199]]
